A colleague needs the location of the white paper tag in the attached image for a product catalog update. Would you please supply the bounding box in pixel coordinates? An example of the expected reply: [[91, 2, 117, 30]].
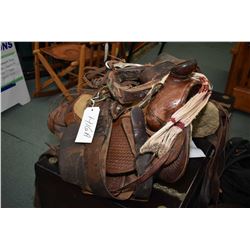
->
[[189, 139, 206, 158], [75, 107, 100, 143]]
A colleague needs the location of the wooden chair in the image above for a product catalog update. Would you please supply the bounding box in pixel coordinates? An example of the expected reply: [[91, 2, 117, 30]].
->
[[225, 42, 250, 113], [33, 42, 120, 101]]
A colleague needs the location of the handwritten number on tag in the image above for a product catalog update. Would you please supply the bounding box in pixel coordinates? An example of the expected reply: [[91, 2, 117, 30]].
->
[[83, 115, 94, 138], [75, 107, 100, 143]]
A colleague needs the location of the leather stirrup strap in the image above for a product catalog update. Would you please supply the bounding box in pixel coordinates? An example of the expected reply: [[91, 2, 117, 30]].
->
[[131, 107, 153, 200]]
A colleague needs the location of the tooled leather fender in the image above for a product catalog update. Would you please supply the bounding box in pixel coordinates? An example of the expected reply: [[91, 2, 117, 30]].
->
[[146, 59, 201, 132]]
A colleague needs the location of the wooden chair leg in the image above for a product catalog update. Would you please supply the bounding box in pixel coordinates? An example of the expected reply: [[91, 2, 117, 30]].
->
[[33, 44, 41, 94], [36, 52, 74, 102], [41, 63, 77, 90], [90, 45, 94, 66], [77, 45, 86, 93], [34, 53, 41, 93], [111, 42, 120, 58]]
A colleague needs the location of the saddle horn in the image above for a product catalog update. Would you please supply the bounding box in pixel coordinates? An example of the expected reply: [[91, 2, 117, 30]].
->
[[170, 59, 197, 78]]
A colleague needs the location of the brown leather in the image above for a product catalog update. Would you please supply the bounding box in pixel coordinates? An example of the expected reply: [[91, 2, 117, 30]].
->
[[59, 122, 89, 187], [116, 66, 146, 82], [198, 102, 230, 207], [47, 90, 95, 138], [107, 60, 178, 105], [115, 126, 188, 192], [47, 101, 73, 139], [57, 99, 153, 201], [131, 107, 153, 199], [139, 60, 175, 83], [109, 101, 127, 120], [47, 56, 213, 202], [107, 70, 152, 104], [73, 93, 93, 119], [106, 117, 136, 174], [170, 59, 197, 79], [83, 66, 107, 89], [158, 126, 190, 183], [146, 60, 201, 131], [82, 100, 139, 200]]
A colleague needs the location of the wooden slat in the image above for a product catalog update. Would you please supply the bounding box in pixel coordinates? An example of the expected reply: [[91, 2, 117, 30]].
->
[[40, 64, 77, 90], [77, 45, 86, 92], [33, 43, 41, 92], [225, 42, 250, 113], [247, 72, 250, 88], [89, 45, 94, 66], [233, 87, 250, 113], [226, 43, 246, 94], [238, 44, 250, 87], [33, 80, 77, 97], [37, 52, 73, 101], [111, 42, 119, 58]]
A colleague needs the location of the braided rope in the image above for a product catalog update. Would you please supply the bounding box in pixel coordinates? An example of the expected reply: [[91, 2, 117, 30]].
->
[[140, 72, 212, 158]]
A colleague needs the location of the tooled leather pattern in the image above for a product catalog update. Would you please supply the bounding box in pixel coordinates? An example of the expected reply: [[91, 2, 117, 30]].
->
[[146, 76, 202, 131], [106, 118, 135, 174]]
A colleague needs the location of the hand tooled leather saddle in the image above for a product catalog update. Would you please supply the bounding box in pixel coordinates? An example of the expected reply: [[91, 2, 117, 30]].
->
[[47, 55, 227, 203]]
